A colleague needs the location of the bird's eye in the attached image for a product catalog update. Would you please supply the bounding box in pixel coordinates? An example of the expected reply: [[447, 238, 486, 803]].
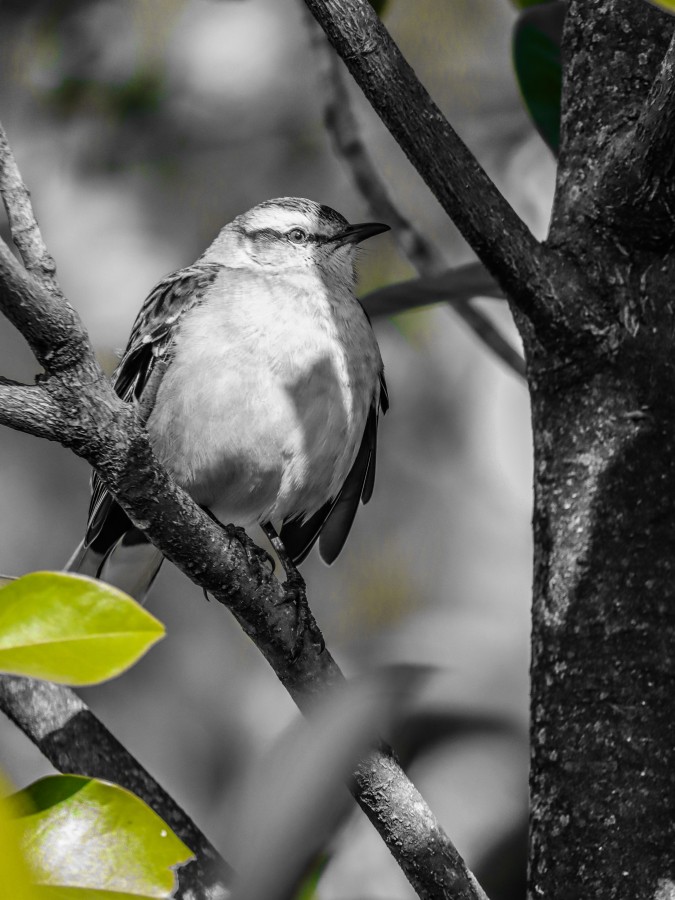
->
[[287, 228, 308, 244]]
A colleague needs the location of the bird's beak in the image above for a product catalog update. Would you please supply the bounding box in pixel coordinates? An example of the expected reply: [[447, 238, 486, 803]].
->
[[331, 222, 390, 247]]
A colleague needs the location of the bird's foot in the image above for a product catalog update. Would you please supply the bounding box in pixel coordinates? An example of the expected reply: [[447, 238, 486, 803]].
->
[[261, 521, 325, 658], [277, 571, 325, 660]]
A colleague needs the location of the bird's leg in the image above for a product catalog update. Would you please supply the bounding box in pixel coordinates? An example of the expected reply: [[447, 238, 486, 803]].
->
[[261, 522, 323, 655]]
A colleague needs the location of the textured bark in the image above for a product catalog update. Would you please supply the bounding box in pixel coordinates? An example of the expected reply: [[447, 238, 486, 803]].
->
[[527, 3, 675, 898]]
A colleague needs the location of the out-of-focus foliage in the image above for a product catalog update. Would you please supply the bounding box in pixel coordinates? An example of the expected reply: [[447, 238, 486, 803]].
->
[[48, 69, 164, 120], [509, 0, 557, 8], [294, 855, 328, 900], [368, 0, 390, 16], [0, 572, 164, 685], [8, 775, 192, 898], [512, 2, 565, 153], [231, 668, 427, 900]]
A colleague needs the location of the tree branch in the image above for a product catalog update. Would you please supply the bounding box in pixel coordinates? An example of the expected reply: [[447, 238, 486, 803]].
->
[[0, 238, 101, 378], [0, 125, 486, 899], [302, 0, 556, 336], [0, 674, 231, 900], [306, 14, 525, 379], [362, 265, 525, 377], [0, 379, 64, 441], [0, 123, 59, 291]]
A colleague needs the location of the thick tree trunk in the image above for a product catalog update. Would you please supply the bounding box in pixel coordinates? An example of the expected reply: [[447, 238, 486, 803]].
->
[[529, 353, 675, 898], [527, 4, 675, 896]]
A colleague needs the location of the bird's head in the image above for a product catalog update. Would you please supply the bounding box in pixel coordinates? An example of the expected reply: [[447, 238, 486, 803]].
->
[[203, 198, 389, 282]]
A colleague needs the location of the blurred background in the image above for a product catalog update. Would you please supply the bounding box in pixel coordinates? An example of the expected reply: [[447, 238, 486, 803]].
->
[[0, 1, 555, 896]]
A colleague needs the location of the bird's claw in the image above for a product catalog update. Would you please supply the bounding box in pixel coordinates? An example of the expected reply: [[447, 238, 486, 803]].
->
[[276, 574, 324, 661]]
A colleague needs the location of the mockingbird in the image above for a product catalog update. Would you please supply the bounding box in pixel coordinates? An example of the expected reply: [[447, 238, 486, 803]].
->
[[68, 197, 389, 599]]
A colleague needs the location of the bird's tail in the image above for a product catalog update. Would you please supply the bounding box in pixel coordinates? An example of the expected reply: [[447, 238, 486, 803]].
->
[[65, 530, 164, 604]]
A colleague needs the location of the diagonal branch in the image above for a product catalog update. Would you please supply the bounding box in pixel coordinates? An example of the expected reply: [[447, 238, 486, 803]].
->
[[0, 674, 231, 900], [302, 0, 555, 336], [0, 124, 487, 900], [306, 13, 525, 379]]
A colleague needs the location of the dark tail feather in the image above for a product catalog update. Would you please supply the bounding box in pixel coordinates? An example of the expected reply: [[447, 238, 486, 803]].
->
[[279, 497, 338, 566], [65, 528, 164, 604]]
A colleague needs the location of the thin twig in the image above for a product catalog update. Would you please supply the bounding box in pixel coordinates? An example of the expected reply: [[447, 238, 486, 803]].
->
[[307, 14, 525, 379], [0, 123, 484, 900], [0, 123, 60, 292], [362, 262, 504, 318], [0, 674, 231, 900], [302, 0, 558, 340]]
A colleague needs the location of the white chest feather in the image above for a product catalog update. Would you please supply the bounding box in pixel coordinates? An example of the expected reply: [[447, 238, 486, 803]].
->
[[146, 266, 382, 525]]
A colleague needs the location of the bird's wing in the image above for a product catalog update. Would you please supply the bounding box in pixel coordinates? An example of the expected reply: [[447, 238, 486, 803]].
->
[[280, 371, 388, 566], [70, 263, 223, 590]]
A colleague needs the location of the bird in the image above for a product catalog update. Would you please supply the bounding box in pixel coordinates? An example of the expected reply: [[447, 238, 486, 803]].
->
[[67, 197, 389, 601]]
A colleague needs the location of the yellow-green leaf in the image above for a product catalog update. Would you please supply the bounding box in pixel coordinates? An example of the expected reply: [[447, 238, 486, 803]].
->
[[0, 774, 40, 900], [33, 888, 158, 899], [646, 0, 675, 11], [0, 572, 164, 685], [11, 776, 192, 899]]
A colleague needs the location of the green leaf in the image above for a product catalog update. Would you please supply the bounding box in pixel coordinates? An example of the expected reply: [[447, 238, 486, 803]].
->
[[512, 3, 565, 154], [10, 776, 192, 898], [0, 572, 164, 685], [510, 0, 556, 8], [32, 888, 160, 899], [368, 0, 389, 15], [294, 854, 328, 900], [0, 777, 40, 900], [646, 0, 675, 12]]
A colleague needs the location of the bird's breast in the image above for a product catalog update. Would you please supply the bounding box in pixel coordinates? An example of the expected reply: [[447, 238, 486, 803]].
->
[[147, 267, 381, 524]]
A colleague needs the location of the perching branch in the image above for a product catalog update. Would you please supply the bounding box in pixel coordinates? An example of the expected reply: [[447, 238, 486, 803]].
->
[[306, 14, 525, 379], [302, 0, 557, 337], [0, 674, 231, 900], [0, 125, 487, 900]]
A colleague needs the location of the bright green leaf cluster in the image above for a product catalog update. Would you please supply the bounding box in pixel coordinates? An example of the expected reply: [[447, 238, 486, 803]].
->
[[0, 571, 164, 685]]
